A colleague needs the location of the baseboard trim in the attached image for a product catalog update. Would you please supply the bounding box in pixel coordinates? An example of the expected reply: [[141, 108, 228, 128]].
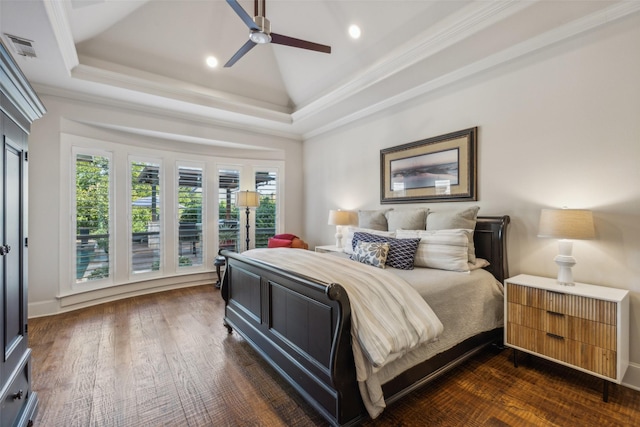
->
[[28, 280, 214, 318], [622, 362, 640, 391]]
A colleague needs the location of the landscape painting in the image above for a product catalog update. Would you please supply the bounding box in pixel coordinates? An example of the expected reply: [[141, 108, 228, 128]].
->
[[390, 148, 459, 191], [380, 127, 477, 203]]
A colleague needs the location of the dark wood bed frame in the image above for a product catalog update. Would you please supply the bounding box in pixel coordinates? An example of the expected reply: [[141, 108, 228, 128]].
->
[[220, 215, 510, 426]]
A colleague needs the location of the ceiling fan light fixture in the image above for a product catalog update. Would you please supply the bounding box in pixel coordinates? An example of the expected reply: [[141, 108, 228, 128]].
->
[[250, 30, 271, 44], [224, 0, 331, 67]]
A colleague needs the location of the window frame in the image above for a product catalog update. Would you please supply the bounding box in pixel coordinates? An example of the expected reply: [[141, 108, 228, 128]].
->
[[70, 146, 115, 289], [176, 161, 206, 271], [128, 156, 164, 279], [253, 166, 282, 249], [59, 133, 285, 303]]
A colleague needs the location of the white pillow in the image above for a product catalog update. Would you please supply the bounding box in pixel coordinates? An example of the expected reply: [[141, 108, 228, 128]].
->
[[343, 226, 395, 255], [396, 229, 471, 272], [426, 206, 479, 263]]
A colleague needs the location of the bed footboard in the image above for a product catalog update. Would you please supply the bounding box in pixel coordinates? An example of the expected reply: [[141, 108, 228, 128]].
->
[[220, 250, 364, 426]]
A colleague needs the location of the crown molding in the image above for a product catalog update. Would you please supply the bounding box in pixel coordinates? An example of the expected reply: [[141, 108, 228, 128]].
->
[[71, 61, 293, 124], [0, 39, 46, 134], [33, 83, 302, 142], [44, 0, 292, 127], [43, 0, 79, 74], [292, 0, 534, 125], [303, 1, 640, 139]]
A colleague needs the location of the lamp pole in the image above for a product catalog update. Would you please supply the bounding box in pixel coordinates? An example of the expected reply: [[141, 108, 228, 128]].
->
[[244, 206, 251, 251]]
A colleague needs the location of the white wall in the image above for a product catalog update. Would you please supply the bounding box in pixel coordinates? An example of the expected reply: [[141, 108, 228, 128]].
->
[[27, 95, 304, 316], [303, 15, 640, 387]]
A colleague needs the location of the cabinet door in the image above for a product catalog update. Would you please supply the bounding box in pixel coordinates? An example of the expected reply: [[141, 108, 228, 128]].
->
[[1, 134, 27, 378]]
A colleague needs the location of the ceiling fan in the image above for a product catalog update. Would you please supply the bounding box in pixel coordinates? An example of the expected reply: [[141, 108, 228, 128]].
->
[[224, 0, 331, 67]]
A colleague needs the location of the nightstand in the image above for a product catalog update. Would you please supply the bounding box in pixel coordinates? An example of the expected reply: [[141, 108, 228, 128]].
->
[[504, 274, 629, 401], [315, 245, 344, 254]]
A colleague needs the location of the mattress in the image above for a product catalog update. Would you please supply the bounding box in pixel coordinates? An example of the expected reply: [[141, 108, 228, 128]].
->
[[376, 265, 504, 385]]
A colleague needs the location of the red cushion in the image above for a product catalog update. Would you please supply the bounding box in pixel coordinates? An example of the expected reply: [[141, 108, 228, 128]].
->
[[268, 238, 293, 248], [272, 233, 297, 241]]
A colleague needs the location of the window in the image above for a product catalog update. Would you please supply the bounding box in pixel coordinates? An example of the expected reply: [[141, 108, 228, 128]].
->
[[255, 170, 277, 248], [131, 160, 161, 274], [177, 165, 203, 267], [218, 168, 240, 252], [74, 151, 111, 284], [62, 132, 285, 300]]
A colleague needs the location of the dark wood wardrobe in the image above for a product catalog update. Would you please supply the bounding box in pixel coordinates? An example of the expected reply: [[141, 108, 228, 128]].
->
[[0, 39, 46, 427]]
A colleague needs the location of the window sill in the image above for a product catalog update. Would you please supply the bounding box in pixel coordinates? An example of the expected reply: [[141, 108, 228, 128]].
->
[[58, 271, 216, 309]]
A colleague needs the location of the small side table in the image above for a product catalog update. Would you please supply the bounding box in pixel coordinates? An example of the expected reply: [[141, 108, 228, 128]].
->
[[214, 256, 226, 289], [505, 274, 629, 402]]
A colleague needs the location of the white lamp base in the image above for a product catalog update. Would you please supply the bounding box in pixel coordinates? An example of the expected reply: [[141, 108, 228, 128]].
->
[[335, 225, 343, 248], [555, 239, 576, 285]]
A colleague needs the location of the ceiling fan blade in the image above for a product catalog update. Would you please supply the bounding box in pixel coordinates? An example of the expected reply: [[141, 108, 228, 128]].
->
[[270, 33, 331, 54], [226, 0, 258, 31], [224, 39, 257, 67]]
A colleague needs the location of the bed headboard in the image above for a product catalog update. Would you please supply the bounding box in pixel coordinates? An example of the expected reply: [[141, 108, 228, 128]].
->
[[474, 216, 510, 284]]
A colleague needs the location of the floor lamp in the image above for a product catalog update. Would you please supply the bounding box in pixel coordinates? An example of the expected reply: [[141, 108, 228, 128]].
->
[[236, 190, 260, 251]]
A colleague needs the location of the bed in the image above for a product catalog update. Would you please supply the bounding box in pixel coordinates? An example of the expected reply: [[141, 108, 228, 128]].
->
[[220, 215, 510, 426]]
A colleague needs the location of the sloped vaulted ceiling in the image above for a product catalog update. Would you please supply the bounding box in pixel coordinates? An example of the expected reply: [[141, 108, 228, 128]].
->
[[1, 0, 639, 140]]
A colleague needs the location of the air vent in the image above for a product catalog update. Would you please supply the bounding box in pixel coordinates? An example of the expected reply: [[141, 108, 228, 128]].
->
[[4, 34, 36, 58]]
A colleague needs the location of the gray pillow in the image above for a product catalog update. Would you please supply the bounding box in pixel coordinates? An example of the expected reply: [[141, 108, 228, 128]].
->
[[386, 209, 429, 231], [426, 206, 479, 262], [358, 208, 393, 231]]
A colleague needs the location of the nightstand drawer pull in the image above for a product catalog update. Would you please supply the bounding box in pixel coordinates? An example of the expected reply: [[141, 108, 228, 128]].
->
[[547, 290, 566, 296], [546, 332, 565, 340]]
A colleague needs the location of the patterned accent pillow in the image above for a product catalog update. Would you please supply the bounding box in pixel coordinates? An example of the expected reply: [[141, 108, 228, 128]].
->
[[352, 232, 420, 270], [343, 227, 395, 255], [350, 241, 390, 269]]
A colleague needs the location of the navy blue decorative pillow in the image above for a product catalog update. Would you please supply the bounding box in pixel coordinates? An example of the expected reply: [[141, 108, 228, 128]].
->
[[352, 232, 420, 270]]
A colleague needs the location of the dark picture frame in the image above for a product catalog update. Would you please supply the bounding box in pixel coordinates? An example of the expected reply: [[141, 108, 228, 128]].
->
[[380, 127, 477, 203]]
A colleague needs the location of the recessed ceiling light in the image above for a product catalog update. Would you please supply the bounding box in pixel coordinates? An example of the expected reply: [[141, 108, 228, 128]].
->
[[206, 56, 218, 68], [348, 25, 361, 39]]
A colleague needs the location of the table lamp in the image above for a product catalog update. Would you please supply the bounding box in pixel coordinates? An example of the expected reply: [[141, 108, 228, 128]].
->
[[328, 210, 355, 248], [538, 208, 595, 285]]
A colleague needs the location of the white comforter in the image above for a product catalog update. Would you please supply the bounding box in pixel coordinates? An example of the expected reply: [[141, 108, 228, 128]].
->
[[242, 248, 444, 418]]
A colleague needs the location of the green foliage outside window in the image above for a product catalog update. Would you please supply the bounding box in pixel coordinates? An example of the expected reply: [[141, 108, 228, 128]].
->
[[256, 195, 275, 228], [75, 156, 109, 234], [131, 163, 157, 233]]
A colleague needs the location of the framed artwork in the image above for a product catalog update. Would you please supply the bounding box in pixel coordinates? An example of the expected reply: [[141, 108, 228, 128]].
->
[[380, 127, 477, 203]]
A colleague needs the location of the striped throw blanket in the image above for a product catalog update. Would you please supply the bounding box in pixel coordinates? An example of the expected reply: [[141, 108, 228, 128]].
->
[[242, 248, 444, 417]]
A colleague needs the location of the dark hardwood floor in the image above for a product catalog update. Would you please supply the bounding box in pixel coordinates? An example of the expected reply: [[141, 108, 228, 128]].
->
[[29, 285, 640, 426]]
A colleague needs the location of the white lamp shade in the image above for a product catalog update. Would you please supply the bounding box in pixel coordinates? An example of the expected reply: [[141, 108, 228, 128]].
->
[[328, 210, 356, 226], [236, 190, 260, 208], [538, 209, 595, 240]]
